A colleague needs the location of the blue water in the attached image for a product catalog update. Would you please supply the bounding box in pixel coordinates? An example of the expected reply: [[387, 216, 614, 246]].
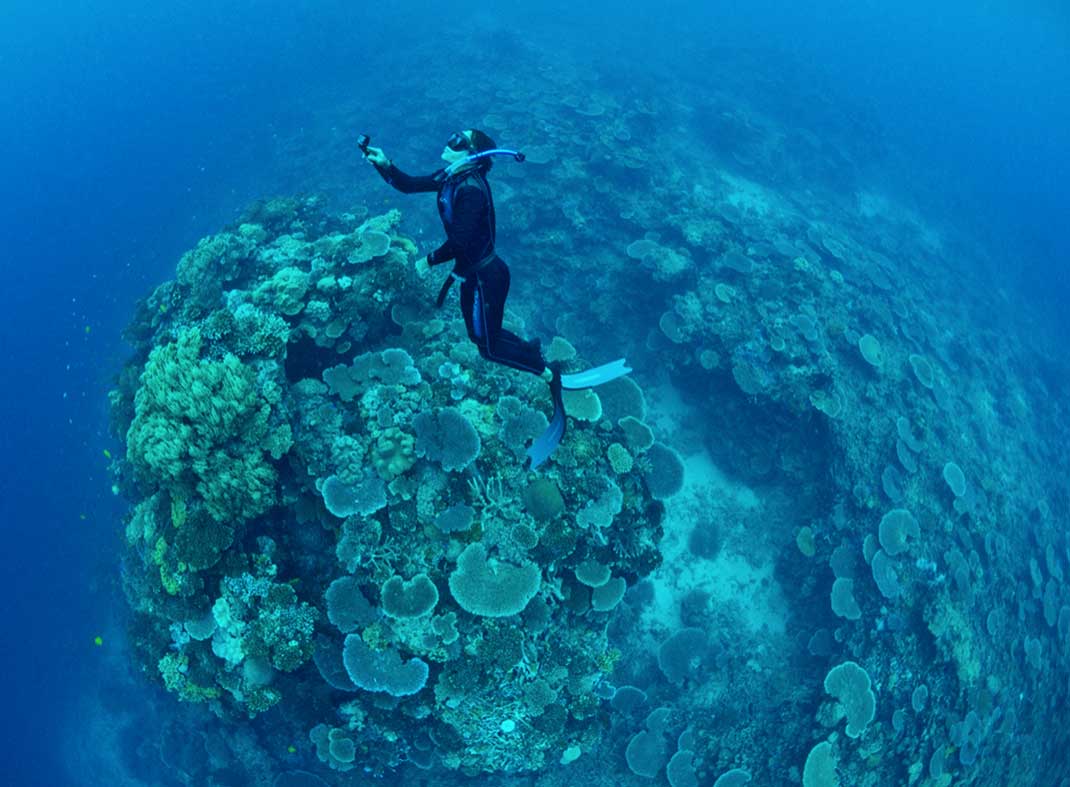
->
[[2, 2, 1067, 785]]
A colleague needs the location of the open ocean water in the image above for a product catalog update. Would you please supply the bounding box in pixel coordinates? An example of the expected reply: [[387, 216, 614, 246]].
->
[[1, 2, 1067, 786]]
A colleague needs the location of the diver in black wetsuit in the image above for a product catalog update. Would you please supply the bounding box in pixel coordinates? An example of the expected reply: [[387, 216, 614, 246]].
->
[[361, 129, 631, 469], [363, 129, 554, 384]]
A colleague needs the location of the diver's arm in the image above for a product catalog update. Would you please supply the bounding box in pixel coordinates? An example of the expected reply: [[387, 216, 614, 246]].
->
[[363, 145, 441, 193], [427, 240, 457, 265], [375, 162, 442, 194]]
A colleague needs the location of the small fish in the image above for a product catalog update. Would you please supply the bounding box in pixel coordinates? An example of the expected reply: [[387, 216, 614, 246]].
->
[[103, 449, 112, 459], [94, 636, 103, 647], [287, 745, 296, 754]]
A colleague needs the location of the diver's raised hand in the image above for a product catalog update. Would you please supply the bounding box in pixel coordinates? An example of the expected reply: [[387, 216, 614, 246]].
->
[[363, 145, 389, 168]]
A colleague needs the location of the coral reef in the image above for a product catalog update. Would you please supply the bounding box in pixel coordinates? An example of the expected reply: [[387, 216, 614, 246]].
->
[[109, 199, 666, 779]]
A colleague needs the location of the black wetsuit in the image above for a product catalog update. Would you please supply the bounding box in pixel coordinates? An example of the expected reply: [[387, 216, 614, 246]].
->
[[375, 161, 546, 376]]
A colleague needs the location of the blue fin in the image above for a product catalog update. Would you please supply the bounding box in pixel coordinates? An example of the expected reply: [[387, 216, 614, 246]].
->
[[526, 371, 567, 470], [561, 358, 632, 390]]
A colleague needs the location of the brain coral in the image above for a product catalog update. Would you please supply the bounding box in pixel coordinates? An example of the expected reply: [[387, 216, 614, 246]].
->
[[521, 478, 565, 522]]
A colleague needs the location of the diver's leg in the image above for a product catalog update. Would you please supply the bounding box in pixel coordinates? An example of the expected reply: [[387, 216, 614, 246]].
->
[[478, 261, 546, 375]]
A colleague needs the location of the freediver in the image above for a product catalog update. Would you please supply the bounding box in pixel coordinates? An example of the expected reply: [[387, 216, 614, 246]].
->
[[360, 129, 629, 468]]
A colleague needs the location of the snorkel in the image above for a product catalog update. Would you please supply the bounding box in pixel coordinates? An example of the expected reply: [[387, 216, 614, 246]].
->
[[443, 149, 526, 178]]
